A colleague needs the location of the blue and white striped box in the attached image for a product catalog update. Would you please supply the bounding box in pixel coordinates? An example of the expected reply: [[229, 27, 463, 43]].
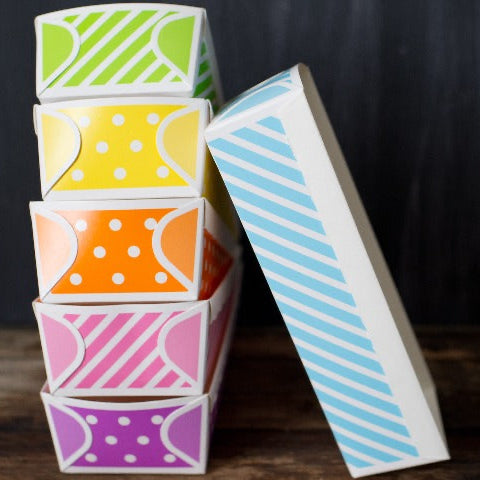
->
[[205, 64, 449, 477]]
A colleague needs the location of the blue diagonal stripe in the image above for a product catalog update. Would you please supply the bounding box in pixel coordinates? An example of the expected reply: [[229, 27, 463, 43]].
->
[[341, 451, 372, 468], [308, 370, 402, 418], [221, 85, 292, 119], [215, 157, 315, 208], [325, 411, 418, 456], [226, 183, 325, 234], [257, 116, 285, 134], [285, 323, 383, 373], [267, 280, 363, 328], [233, 127, 295, 159], [277, 301, 374, 352], [248, 232, 344, 282], [258, 255, 355, 306], [236, 206, 336, 259], [297, 346, 392, 395], [315, 389, 408, 435], [209, 138, 305, 184], [332, 431, 402, 463]]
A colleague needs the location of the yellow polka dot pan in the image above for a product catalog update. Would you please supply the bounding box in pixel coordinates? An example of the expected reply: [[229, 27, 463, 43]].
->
[[34, 97, 219, 201]]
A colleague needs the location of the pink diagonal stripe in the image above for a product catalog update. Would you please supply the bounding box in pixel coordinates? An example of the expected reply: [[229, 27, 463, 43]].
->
[[128, 356, 166, 388], [155, 369, 179, 388], [104, 326, 162, 388], [77, 314, 108, 338], [76, 313, 158, 388], [63, 313, 132, 387], [63, 314, 80, 324]]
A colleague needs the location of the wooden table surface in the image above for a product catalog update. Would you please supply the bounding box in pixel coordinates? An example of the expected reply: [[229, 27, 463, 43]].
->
[[0, 325, 478, 480]]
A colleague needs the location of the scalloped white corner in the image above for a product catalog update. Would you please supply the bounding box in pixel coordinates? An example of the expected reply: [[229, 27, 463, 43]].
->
[[157, 304, 209, 390], [35, 307, 85, 392], [36, 108, 81, 197], [159, 398, 208, 468], [42, 395, 92, 470], [36, 19, 80, 96], [150, 12, 202, 87], [156, 105, 206, 193], [30, 204, 78, 299], [152, 200, 204, 292]]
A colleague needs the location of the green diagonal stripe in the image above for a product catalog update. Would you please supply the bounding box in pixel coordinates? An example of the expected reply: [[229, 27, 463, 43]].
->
[[65, 10, 156, 86], [145, 64, 170, 83], [198, 59, 210, 76], [50, 10, 130, 86], [90, 12, 160, 85], [63, 15, 78, 23], [194, 75, 213, 96], [119, 51, 156, 84], [76, 12, 104, 35], [200, 42, 207, 55]]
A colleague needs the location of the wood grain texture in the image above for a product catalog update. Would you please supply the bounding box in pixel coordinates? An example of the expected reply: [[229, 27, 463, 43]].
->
[[0, 325, 478, 479]]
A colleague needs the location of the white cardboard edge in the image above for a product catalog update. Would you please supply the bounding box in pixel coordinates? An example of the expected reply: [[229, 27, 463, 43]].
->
[[278, 65, 449, 465]]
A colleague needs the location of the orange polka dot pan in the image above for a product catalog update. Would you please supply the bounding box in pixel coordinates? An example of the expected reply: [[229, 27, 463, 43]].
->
[[30, 198, 236, 303]]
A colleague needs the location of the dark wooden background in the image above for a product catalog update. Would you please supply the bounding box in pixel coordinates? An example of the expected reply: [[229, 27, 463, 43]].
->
[[1, 0, 479, 327]]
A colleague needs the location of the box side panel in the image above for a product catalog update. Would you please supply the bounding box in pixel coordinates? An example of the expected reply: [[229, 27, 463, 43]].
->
[[36, 5, 205, 102], [192, 17, 224, 111], [31, 199, 205, 303], [41, 390, 209, 473], [37, 98, 209, 200], [36, 301, 210, 397]]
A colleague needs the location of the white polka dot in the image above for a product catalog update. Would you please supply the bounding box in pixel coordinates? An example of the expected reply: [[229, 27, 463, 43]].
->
[[137, 436, 150, 445], [105, 435, 117, 445], [70, 273, 82, 285], [128, 246, 140, 258], [86, 415, 97, 425], [93, 246, 106, 258], [118, 416, 130, 426], [75, 219, 87, 231], [124, 454, 137, 463], [109, 219, 122, 231], [96, 141, 109, 154], [114, 167, 127, 180], [151, 415, 164, 425], [85, 453, 97, 463], [155, 272, 167, 284], [112, 114, 125, 126], [147, 113, 160, 125], [130, 140, 143, 152], [144, 218, 157, 230], [156, 166, 170, 178], [71, 169, 84, 181], [78, 116, 90, 128], [112, 273, 125, 285], [164, 453, 176, 463]]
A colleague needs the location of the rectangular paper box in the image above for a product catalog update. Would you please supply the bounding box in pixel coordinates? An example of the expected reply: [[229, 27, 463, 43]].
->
[[40, 264, 241, 474], [205, 64, 449, 477], [35, 3, 223, 109], [34, 97, 225, 200], [30, 198, 236, 303], [33, 256, 240, 397]]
